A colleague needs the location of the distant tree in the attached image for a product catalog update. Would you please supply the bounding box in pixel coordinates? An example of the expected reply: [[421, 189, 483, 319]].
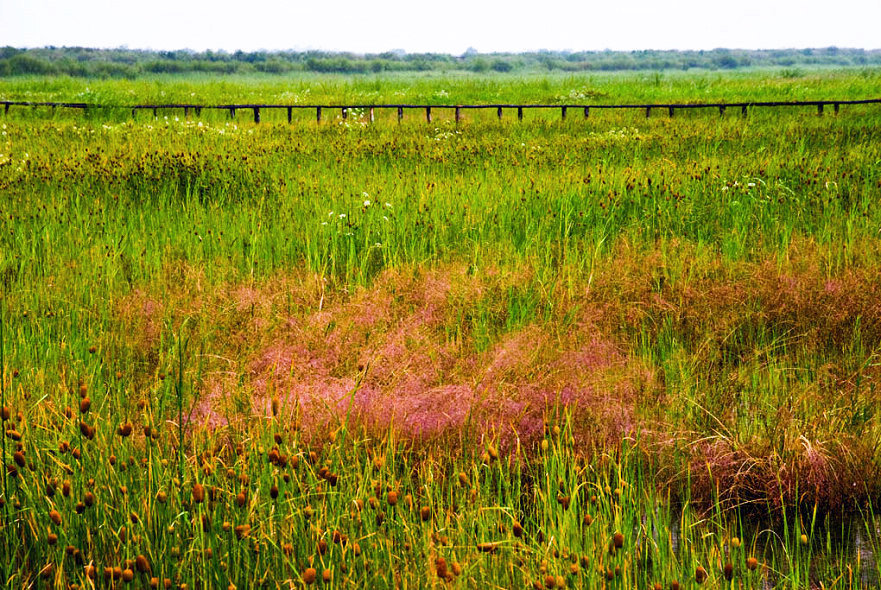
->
[[491, 59, 512, 72]]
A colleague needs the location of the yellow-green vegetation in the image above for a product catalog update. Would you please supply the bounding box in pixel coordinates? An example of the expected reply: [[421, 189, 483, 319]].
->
[[1, 70, 881, 588]]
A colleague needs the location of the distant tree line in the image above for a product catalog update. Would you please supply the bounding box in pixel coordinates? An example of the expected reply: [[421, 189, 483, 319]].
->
[[1, 46, 879, 78]]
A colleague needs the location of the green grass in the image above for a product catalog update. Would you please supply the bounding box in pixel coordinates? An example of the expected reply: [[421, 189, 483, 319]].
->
[[1, 70, 880, 588]]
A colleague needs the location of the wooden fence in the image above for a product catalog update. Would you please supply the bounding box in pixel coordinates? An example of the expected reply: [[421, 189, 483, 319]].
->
[[3, 98, 881, 123]]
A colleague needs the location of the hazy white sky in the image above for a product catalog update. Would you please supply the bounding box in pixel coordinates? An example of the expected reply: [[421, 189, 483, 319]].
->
[[1, 0, 879, 54]]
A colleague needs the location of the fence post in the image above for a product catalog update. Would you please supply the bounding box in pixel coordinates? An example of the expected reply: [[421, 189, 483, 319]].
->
[[287, 107, 292, 124], [817, 104, 824, 116], [3, 103, 8, 116], [153, 108, 158, 118], [229, 107, 235, 119], [455, 106, 461, 124], [719, 106, 726, 115], [583, 106, 589, 118], [668, 106, 674, 117], [131, 108, 136, 119], [184, 106, 190, 119], [195, 107, 202, 118], [369, 107, 375, 123], [517, 106, 523, 121], [497, 107, 503, 120], [426, 106, 432, 123], [834, 103, 840, 115], [561, 106, 567, 120], [397, 106, 403, 123], [342, 107, 347, 119], [645, 107, 651, 118], [253, 107, 260, 123], [316, 106, 322, 123], [741, 105, 748, 117]]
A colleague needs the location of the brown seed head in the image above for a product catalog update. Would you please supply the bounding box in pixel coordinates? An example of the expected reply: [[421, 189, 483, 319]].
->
[[80, 398, 91, 413], [544, 574, 557, 589], [49, 509, 62, 526], [513, 521, 524, 537], [302, 568, 317, 585], [420, 506, 431, 522], [613, 532, 624, 549], [117, 423, 133, 437], [192, 483, 205, 503], [746, 557, 759, 571], [136, 555, 151, 573], [435, 557, 448, 578], [80, 421, 94, 439], [122, 568, 134, 583], [695, 566, 707, 584], [387, 491, 398, 506], [322, 569, 331, 583]]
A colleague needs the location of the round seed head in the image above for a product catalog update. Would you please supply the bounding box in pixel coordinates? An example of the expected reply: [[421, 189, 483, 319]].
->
[[613, 532, 624, 549], [49, 509, 62, 526], [513, 521, 524, 537], [136, 555, 150, 573], [723, 562, 733, 581], [695, 566, 707, 584], [302, 568, 317, 585], [435, 557, 448, 578], [746, 557, 759, 571]]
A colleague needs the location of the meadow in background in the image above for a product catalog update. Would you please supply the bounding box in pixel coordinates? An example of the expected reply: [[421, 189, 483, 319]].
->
[[0, 69, 880, 588]]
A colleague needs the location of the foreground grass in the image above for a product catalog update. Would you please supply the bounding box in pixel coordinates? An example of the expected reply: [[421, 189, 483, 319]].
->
[[1, 71, 880, 587]]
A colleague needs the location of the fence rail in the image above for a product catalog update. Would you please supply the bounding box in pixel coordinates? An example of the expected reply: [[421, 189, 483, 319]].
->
[[3, 98, 881, 123]]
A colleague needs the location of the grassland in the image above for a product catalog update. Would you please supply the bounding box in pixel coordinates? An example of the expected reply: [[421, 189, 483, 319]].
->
[[1, 70, 881, 588]]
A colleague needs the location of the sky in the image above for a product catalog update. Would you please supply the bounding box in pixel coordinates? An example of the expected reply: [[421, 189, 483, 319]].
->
[[1, 0, 879, 54]]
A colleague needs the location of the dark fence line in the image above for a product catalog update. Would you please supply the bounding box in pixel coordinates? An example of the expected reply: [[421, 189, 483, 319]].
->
[[3, 98, 880, 123]]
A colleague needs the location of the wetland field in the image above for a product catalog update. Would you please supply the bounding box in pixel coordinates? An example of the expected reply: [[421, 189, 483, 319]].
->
[[1, 70, 881, 588]]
